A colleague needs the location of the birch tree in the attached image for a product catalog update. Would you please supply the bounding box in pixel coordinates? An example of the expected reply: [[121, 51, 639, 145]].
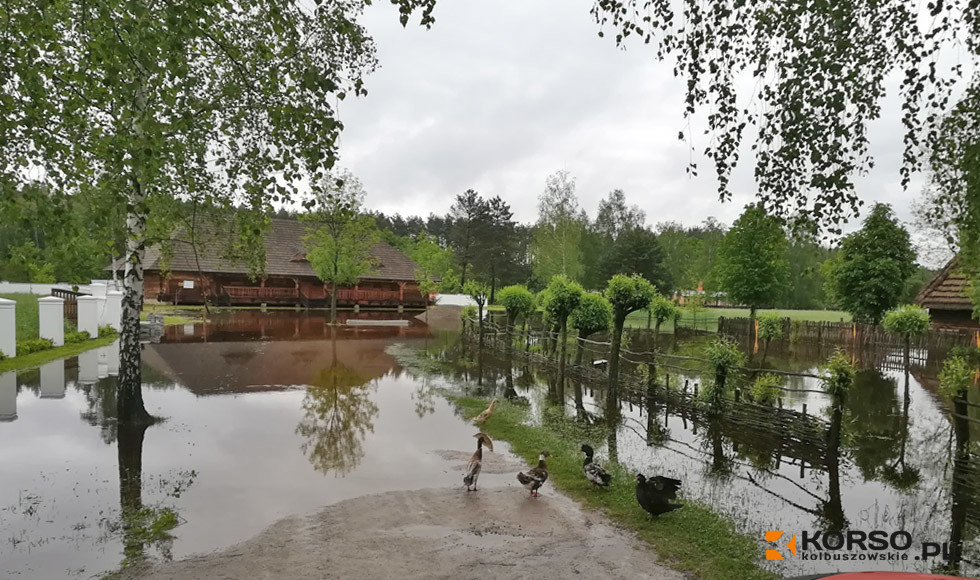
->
[[531, 170, 585, 283], [0, 0, 434, 424]]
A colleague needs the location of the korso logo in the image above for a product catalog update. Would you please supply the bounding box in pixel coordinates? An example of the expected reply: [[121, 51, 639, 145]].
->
[[765, 530, 798, 561], [763, 530, 959, 563]]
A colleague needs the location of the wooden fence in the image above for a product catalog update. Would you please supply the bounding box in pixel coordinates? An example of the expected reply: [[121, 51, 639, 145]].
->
[[718, 316, 978, 351], [51, 288, 88, 325]]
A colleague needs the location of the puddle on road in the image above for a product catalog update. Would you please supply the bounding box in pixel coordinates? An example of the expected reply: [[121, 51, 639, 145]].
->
[[0, 312, 508, 579]]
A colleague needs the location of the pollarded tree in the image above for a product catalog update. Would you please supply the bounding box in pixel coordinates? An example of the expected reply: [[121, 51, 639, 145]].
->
[[0, 0, 434, 425], [605, 274, 656, 394], [497, 285, 536, 351], [755, 312, 783, 364], [570, 292, 613, 365], [543, 275, 583, 387], [648, 294, 678, 335], [882, 304, 931, 367], [823, 204, 916, 324], [715, 204, 789, 319], [303, 170, 380, 325], [464, 280, 490, 348]]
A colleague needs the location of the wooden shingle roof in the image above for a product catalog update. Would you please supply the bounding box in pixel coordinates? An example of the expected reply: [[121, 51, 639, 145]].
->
[[134, 218, 425, 282], [915, 258, 973, 311]]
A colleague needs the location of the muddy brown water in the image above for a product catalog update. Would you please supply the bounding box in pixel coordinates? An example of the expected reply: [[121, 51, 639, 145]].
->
[[2, 311, 979, 578], [0, 312, 502, 579]]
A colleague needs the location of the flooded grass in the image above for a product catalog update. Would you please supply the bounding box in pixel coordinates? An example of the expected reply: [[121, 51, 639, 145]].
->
[[0, 334, 118, 373], [448, 396, 777, 580]]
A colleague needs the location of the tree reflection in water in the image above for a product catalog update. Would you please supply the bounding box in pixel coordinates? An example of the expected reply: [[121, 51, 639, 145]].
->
[[78, 370, 185, 571], [295, 340, 378, 476], [879, 369, 921, 491]]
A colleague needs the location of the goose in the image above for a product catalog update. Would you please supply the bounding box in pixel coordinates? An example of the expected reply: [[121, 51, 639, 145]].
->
[[463, 432, 493, 492], [517, 451, 551, 497], [580, 444, 612, 488], [635, 473, 683, 517]]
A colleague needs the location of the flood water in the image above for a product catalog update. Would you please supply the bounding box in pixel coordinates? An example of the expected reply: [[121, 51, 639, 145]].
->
[[0, 311, 500, 579], [2, 311, 979, 578], [436, 326, 980, 578]]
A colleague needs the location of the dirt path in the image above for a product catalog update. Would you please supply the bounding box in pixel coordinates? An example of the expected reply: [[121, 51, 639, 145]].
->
[[125, 453, 685, 580]]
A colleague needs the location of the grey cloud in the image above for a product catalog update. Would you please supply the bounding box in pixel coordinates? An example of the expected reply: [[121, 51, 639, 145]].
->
[[336, 0, 925, 236]]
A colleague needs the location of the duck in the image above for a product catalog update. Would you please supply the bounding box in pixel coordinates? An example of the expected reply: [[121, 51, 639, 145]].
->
[[635, 473, 683, 517], [463, 432, 493, 492], [517, 451, 551, 497], [473, 398, 498, 424], [580, 444, 612, 488]]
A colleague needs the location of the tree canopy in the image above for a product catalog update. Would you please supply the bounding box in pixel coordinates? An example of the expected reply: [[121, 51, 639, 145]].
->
[[715, 204, 789, 316], [823, 204, 916, 324], [303, 170, 380, 323], [532, 171, 584, 283], [497, 284, 536, 325], [570, 291, 613, 337]]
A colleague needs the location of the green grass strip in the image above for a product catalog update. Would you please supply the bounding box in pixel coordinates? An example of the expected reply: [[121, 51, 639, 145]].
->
[[0, 335, 118, 374], [447, 396, 777, 580]]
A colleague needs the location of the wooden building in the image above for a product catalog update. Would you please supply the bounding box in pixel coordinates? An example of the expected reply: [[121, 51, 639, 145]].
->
[[915, 258, 979, 328], [126, 218, 432, 308]]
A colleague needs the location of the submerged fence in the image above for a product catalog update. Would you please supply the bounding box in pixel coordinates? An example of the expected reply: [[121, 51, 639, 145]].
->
[[462, 317, 839, 457], [718, 316, 977, 350]]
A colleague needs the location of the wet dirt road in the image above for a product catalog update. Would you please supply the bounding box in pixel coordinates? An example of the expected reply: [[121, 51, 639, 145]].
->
[[123, 453, 684, 580]]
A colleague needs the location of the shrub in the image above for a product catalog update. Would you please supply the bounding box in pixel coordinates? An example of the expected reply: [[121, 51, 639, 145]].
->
[[65, 330, 91, 344], [750, 373, 783, 405], [789, 320, 803, 344], [460, 305, 478, 321], [939, 355, 973, 399], [705, 336, 745, 369], [756, 313, 783, 342], [98, 325, 118, 338], [18, 338, 54, 355], [822, 348, 855, 399]]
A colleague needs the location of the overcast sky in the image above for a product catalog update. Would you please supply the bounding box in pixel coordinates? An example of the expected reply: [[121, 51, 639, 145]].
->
[[335, 0, 942, 259]]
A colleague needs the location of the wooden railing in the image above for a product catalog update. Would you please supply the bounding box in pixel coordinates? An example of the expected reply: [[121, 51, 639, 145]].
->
[[52, 288, 88, 324], [336, 288, 401, 302], [224, 286, 299, 299]]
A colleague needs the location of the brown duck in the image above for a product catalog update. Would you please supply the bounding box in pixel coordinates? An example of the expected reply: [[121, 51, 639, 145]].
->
[[463, 432, 493, 491]]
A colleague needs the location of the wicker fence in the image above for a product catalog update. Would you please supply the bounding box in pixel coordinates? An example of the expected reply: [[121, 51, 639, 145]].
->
[[717, 316, 978, 351]]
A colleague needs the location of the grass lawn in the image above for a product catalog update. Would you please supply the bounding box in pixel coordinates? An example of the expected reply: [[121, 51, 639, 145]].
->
[[0, 293, 40, 339], [488, 302, 849, 333], [449, 396, 777, 580], [625, 307, 851, 332], [139, 311, 197, 325]]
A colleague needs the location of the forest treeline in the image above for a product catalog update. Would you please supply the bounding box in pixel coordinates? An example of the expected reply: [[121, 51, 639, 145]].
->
[[1, 170, 934, 312]]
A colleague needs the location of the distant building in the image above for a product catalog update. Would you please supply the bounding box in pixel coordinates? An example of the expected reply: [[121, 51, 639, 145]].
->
[[673, 281, 730, 307], [112, 218, 432, 308], [915, 258, 978, 328]]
